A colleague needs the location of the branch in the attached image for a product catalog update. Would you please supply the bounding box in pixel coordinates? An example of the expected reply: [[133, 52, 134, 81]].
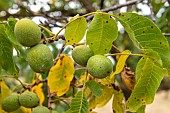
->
[[86, 0, 143, 20]]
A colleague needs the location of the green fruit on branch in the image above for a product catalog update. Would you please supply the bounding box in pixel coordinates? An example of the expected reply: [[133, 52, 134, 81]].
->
[[19, 92, 39, 108], [87, 55, 113, 79], [2, 95, 20, 112], [27, 44, 53, 73], [14, 18, 41, 47], [72, 45, 94, 66], [32, 106, 50, 113]]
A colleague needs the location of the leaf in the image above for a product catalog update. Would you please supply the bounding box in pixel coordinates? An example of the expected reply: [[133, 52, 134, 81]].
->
[[48, 54, 74, 96], [5, 18, 21, 46], [67, 91, 88, 113], [112, 88, 125, 113], [31, 75, 45, 106], [65, 15, 87, 45], [0, 24, 18, 75], [86, 12, 118, 54], [126, 57, 164, 112], [88, 85, 114, 111], [136, 105, 146, 113], [86, 80, 103, 97], [115, 12, 170, 68], [121, 67, 135, 90], [141, 49, 162, 67], [110, 50, 131, 81], [0, 80, 10, 113]]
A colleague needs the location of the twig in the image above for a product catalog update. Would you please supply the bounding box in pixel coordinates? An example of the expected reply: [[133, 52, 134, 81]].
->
[[43, 35, 65, 44], [163, 33, 170, 37], [86, 0, 143, 20], [18, 78, 47, 94]]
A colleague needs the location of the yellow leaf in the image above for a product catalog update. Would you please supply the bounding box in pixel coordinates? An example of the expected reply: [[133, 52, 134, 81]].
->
[[48, 54, 74, 96], [0, 80, 10, 113], [31, 75, 45, 106], [110, 50, 131, 81], [88, 85, 114, 111]]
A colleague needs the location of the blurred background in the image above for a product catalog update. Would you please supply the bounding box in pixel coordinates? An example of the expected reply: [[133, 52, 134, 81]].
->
[[0, 0, 170, 113]]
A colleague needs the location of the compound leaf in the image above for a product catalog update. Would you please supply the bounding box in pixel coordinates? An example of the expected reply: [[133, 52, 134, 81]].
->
[[126, 57, 164, 112], [65, 15, 87, 45], [115, 12, 170, 68], [86, 12, 118, 54], [67, 91, 88, 113], [48, 54, 74, 96], [86, 80, 103, 97], [0, 24, 18, 76]]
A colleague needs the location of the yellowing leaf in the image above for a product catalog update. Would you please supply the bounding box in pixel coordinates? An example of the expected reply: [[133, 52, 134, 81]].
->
[[110, 50, 131, 81], [0, 80, 10, 113], [88, 85, 114, 111], [112, 88, 125, 113], [48, 54, 74, 96], [31, 75, 44, 106]]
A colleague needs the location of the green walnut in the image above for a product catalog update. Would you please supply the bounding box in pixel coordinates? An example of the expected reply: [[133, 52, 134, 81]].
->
[[14, 18, 41, 47], [87, 55, 113, 79], [72, 45, 94, 66], [2, 95, 20, 112], [27, 44, 53, 73], [19, 92, 39, 108], [32, 106, 50, 113]]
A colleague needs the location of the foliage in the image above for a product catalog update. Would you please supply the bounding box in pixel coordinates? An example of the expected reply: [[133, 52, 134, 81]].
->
[[0, 0, 170, 113]]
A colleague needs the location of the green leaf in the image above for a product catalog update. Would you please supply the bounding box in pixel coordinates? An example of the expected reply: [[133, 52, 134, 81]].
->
[[5, 18, 21, 46], [136, 105, 146, 113], [67, 91, 88, 113], [126, 57, 164, 112], [112, 88, 125, 113], [86, 80, 102, 97], [115, 12, 170, 68], [0, 24, 18, 75], [141, 49, 162, 67], [65, 15, 87, 45], [86, 12, 118, 54]]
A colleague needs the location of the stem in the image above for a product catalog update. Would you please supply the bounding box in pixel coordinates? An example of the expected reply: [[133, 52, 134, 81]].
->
[[112, 44, 121, 53], [16, 78, 26, 89], [38, 24, 54, 36], [75, 67, 87, 71], [105, 53, 144, 57]]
